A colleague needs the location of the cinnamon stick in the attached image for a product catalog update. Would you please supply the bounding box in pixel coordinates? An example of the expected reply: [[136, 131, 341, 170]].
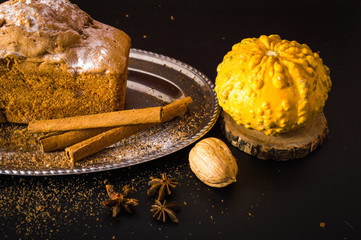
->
[[28, 97, 193, 133], [65, 96, 192, 162], [65, 124, 154, 163], [28, 106, 162, 133], [39, 128, 111, 152], [161, 97, 192, 122]]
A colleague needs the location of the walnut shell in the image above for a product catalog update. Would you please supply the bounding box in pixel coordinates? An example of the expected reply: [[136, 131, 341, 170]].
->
[[189, 137, 238, 188]]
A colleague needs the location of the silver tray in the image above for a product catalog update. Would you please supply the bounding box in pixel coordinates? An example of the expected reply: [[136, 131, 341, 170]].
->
[[0, 48, 220, 176]]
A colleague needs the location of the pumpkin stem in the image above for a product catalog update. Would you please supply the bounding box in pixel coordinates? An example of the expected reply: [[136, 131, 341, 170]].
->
[[266, 50, 279, 57]]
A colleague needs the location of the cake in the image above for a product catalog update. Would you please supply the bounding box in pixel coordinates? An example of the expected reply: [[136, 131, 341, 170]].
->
[[0, 0, 131, 123]]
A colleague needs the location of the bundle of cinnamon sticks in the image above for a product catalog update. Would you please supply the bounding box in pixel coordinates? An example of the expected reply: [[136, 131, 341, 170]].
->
[[28, 97, 193, 163]]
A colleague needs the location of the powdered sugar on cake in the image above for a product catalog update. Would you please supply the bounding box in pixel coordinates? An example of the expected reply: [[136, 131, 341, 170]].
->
[[0, 0, 130, 74]]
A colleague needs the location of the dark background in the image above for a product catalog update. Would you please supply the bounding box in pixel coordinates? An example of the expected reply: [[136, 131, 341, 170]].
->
[[1, 0, 361, 239]]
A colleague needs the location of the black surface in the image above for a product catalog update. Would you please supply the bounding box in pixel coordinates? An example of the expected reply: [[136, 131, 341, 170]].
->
[[1, 0, 361, 239]]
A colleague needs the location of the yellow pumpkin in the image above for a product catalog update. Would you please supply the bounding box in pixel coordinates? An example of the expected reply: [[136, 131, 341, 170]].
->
[[215, 34, 332, 136]]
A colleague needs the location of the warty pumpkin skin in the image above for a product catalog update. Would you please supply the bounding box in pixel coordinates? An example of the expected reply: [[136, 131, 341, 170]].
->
[[215, 34, 332, 136]]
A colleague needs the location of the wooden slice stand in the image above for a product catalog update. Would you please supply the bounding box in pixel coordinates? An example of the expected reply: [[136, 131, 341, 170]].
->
[[220, 111, 329, 161]]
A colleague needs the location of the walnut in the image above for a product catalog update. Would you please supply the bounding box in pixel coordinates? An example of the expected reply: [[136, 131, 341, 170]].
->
[[188, 137, 238, 188]]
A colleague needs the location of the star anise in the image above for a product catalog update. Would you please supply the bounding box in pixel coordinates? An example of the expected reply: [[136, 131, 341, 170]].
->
[[150, 199, 180, 223], [103, 184, 139, 217], [147, 173, 178, 201]]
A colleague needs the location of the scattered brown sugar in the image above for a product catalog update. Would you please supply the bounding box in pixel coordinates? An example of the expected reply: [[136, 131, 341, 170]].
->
[[0, 175, 106, 237], [0, 123, 73, 170], [1, 159, 233, 238], [0, 159, 192, 238], [0, 123, 39, 151]]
